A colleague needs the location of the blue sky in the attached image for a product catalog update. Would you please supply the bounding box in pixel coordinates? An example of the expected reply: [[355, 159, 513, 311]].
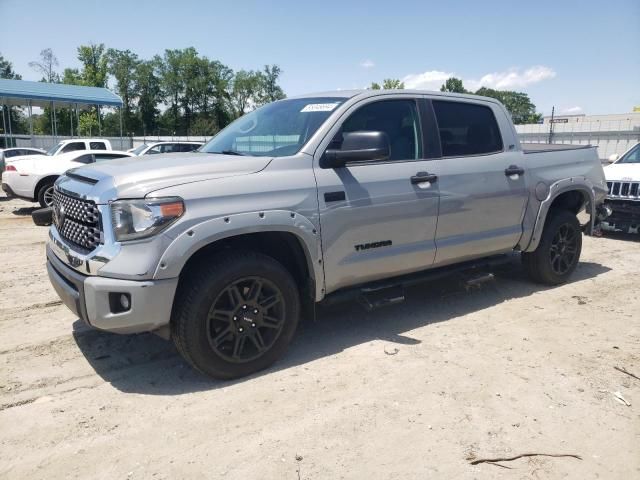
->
[[1, 0, 638, 115]]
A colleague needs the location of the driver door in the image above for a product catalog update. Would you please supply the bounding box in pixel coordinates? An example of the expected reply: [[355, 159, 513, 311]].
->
[[313, 97, 440, 294]]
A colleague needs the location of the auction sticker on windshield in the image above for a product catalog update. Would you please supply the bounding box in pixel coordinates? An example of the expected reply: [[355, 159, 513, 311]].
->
[[301, 103, 340, 112]]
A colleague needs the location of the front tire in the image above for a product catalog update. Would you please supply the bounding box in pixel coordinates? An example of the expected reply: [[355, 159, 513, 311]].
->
[[37, 182, 55, 208], [522, 209, 582, 285], [171, 250, 300, 379]]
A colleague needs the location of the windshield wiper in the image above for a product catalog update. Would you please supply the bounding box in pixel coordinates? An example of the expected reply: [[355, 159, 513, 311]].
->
[[210, 150, 247, 156]]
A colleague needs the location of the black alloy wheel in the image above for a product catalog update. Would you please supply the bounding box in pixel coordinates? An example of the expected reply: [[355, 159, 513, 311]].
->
[[207, 277, 286, 363]]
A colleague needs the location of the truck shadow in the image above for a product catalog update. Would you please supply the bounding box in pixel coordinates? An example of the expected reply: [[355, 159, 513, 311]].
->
[[601, 231, 639, 243], [11, 206, 38, 216], [72, 258, 611, 395]]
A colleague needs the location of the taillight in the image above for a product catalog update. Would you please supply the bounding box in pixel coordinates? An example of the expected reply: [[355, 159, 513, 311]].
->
[[4, 165, 17, 171]]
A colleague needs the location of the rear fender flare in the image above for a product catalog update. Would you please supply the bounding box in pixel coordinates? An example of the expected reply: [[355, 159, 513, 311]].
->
[[523, 178, 596, 252]]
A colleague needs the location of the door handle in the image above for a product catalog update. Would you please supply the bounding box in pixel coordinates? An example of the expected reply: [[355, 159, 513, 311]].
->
[[505, 165, 525, 176], [410, 172, 438, 184]]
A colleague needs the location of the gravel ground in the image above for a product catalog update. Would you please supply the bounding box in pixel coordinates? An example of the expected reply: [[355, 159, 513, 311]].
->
[[0, 194, 638, 479]]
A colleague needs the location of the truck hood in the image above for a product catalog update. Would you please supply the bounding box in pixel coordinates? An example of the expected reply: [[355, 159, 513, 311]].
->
[[64, 152, 273, 200], [604, 163, 640, 181]]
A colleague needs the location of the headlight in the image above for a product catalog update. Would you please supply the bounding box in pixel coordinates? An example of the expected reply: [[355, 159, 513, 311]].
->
[[111, 197, 184, 242]]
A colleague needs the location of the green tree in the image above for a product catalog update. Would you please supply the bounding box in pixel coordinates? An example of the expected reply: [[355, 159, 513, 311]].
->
[[440, 77, 467, 93], [208, 60, 234, 130], [0, 53, 21, 80], [106, 48, 141, 134], [232, 70, 261, 116], [29, 48, 60, 83], [382, 78, 404, 89], [78, 111, 99, 136], [157, 49, 190, 133], [256, 64, 286, 105], [0, 53, 25, 144], [369, 79, 404, 90], [76, 43, 108, 87], [134, 60, 162, 135], [474, 87, 542, 124]]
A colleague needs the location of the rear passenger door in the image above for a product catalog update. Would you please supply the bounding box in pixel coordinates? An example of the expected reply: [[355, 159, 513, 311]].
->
[[426, 99, 529, 265], [314, 97, 440, 294]]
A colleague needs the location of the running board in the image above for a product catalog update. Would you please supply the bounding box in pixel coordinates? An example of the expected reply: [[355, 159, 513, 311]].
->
[[320, 253, 515, 310]]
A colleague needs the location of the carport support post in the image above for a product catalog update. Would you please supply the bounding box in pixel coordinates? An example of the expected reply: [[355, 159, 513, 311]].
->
[[28, 100, 34, 147], [6, 104, 12, 147], [119, 107, 123, 148], [1, 105, 6, 148], [97, 105, 101, 136], [52, 103, 58, 141]]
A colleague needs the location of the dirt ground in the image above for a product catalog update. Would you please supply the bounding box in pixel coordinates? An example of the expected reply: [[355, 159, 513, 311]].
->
[[0, 194, 638, 480]]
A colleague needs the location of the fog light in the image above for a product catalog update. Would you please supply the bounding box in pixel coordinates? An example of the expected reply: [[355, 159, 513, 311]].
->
[[109, 292, 131, 314], [120, 293, 130, 310]]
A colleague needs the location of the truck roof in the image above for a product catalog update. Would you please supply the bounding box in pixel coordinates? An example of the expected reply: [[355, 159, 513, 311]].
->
[[58, 138, 110, 143], [288, 89, 504, 106]]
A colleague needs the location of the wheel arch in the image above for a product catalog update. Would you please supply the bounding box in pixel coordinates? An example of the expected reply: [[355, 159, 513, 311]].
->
[[154, 211, 324, 301], [523, 180, 595, 253], [34, 175, 60, 201]]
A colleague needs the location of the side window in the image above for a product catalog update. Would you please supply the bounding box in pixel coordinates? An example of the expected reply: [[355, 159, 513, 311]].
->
[[432, 101, 503, 157], [94, 154, 128, 162], [180, 143, 199, 152], [61, 142, 86, 153], [90, 142, 107, 150], [340, 100, 421, 161], [147, 145, 162, 154], [161, 144, 180, 153], [4, 150, 18, 158]]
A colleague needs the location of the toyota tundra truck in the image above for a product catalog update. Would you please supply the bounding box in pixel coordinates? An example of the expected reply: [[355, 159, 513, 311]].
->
[[45, 90, 609, 379]]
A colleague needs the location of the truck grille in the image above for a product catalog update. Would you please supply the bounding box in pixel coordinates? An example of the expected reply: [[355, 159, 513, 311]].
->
[[607, 181, 640, 200], [52, 188, 103, 252]]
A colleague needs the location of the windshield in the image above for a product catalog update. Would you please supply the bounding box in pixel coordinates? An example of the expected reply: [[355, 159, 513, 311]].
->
[[200, 97, 347, 157], [45, 143, 63, 156], [618, 145, 639, 164], [130, 144, 149, 155]]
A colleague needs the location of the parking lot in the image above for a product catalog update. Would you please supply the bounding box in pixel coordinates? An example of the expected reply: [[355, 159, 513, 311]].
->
[[0, 194, 638, 479]]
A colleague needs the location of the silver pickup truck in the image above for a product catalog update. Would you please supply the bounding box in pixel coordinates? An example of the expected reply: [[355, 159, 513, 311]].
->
[[45, 90, 609, 379]]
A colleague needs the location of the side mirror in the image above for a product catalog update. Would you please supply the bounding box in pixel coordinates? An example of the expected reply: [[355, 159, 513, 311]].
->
[[608, 154, 619, 163], [321, 131, 390, 168]]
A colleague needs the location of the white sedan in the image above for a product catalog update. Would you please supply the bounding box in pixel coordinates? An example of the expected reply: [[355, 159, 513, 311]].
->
[[1, 150, 134, 207]]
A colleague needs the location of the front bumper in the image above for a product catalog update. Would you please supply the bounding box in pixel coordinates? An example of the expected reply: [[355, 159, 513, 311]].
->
[[601, 199, 640, 233], [47, 245, 179, 334], [2, 182, 17, 197]]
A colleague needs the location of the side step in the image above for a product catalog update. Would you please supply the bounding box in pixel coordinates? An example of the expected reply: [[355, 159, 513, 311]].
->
[[358, 285, 405, 311], [320, 253, 513, 310]]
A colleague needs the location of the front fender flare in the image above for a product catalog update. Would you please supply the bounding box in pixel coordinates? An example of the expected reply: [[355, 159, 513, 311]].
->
[[153, 210, 325, 301]]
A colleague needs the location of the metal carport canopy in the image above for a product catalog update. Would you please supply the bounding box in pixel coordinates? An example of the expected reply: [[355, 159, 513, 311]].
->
[[0, 78, 122, 108]]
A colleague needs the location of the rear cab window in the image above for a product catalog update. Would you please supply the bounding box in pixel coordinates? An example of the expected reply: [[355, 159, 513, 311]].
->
[[89, 142, 107, 150], [432, 100, 503, 157], [61, 142, 86, 153]]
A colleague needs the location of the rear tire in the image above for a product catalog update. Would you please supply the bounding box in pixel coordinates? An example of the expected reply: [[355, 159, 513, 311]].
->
[[37, 182, 55, 208], [522, 209, 582, 285], [171, 250, 300, 379]]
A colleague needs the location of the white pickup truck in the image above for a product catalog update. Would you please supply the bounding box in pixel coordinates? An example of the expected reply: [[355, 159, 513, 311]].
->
[[602, 143, 640, 233]]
